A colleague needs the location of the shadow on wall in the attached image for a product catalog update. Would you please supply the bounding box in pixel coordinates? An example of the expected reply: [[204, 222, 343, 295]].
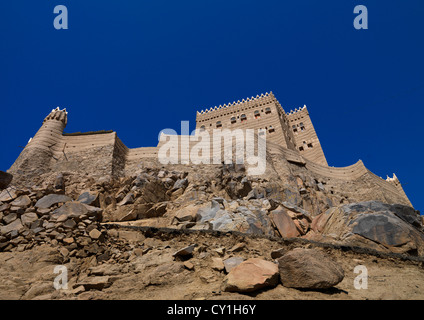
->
[[0, 171, 13, 190]]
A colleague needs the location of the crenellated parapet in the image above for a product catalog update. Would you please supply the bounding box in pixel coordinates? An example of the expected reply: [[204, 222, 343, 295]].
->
[[196, 92, 276, 116], [43, 107, 68, 125], [286, 105, 307, 116]]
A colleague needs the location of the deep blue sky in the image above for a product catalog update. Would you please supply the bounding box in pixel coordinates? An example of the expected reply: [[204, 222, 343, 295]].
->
[[1, 1, 423, 211]]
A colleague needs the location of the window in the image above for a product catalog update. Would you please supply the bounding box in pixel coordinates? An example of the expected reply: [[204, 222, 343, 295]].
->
[[200, 125, 205, 131], [299, 146, 304, 151], [216, 121, 222, 128], [241, 114, 247, 122], [268, 125, 275, 133], [292, 125, 297, 133], [254, 110, 260, 119], [307, 143, 313, 148], [231, 117, 236, 124], [300, 122, 305, 131], [265, 107, 271, 114]]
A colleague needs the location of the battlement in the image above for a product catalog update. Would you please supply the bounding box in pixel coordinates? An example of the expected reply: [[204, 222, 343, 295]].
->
[[286, 105, 307, 116], [196, 92, 279, 116], [43, 107, 68, 125]]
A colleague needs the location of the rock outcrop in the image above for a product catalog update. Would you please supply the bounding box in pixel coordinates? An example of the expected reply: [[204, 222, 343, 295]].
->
[[277, 248, 344, 289], [309, 201, 424, 255]]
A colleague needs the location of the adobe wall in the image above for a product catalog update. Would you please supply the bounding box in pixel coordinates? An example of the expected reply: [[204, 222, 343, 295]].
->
[[286, 106, 328, 166], [7, 102, 413, 209], [51, 132, 119, 178], [267, 141, 412, 207], [195, 93, 296, 150]]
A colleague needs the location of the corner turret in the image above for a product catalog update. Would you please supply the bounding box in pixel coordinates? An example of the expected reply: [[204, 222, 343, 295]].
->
[[8, 108, 68, 184]]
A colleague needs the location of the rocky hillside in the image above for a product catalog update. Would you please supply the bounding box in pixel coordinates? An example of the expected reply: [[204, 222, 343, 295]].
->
[[1, 148, 423, 300]]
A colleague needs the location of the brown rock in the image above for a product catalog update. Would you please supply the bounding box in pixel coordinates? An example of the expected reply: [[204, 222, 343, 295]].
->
[[0, 202, 10, 212], [211, 257, 225, 271], [174, 204, 198, 222], [10, 195, 31, 208], [78, 276, 112, 290], [77, 191, 101, 207], [224, 258, 279, 293], [270, 248, 286, 259], [183, 261, 195, 270], [22, 282, 54, 300], [59, 247, 69, 257], [311, 211, 333, 233], [271, 208, 300, 238], [63, 237, 74, 244], [0, 189, 17, 202], [63, 219, 77, 229], [118, 193, 135, 206], [3, 212, 18, 225], [229, 242, 246, 252], [277, 248, 344, 289], [115, 206, 138, 222], [89, 229, 103, 241], [0, 218, 24, 235], [71, 286, 85, 295], [133, 248, 144, 257], [173, 244, 196, 259], [20, 212, 39, 227], [144, 202, 168, 218]]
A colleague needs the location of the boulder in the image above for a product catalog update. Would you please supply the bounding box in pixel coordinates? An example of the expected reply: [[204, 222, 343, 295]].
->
[[35, 194, 72, 209], [277, 248, 344, 289], [224, 258, 279, 293], [316, 201, 424, 255]]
